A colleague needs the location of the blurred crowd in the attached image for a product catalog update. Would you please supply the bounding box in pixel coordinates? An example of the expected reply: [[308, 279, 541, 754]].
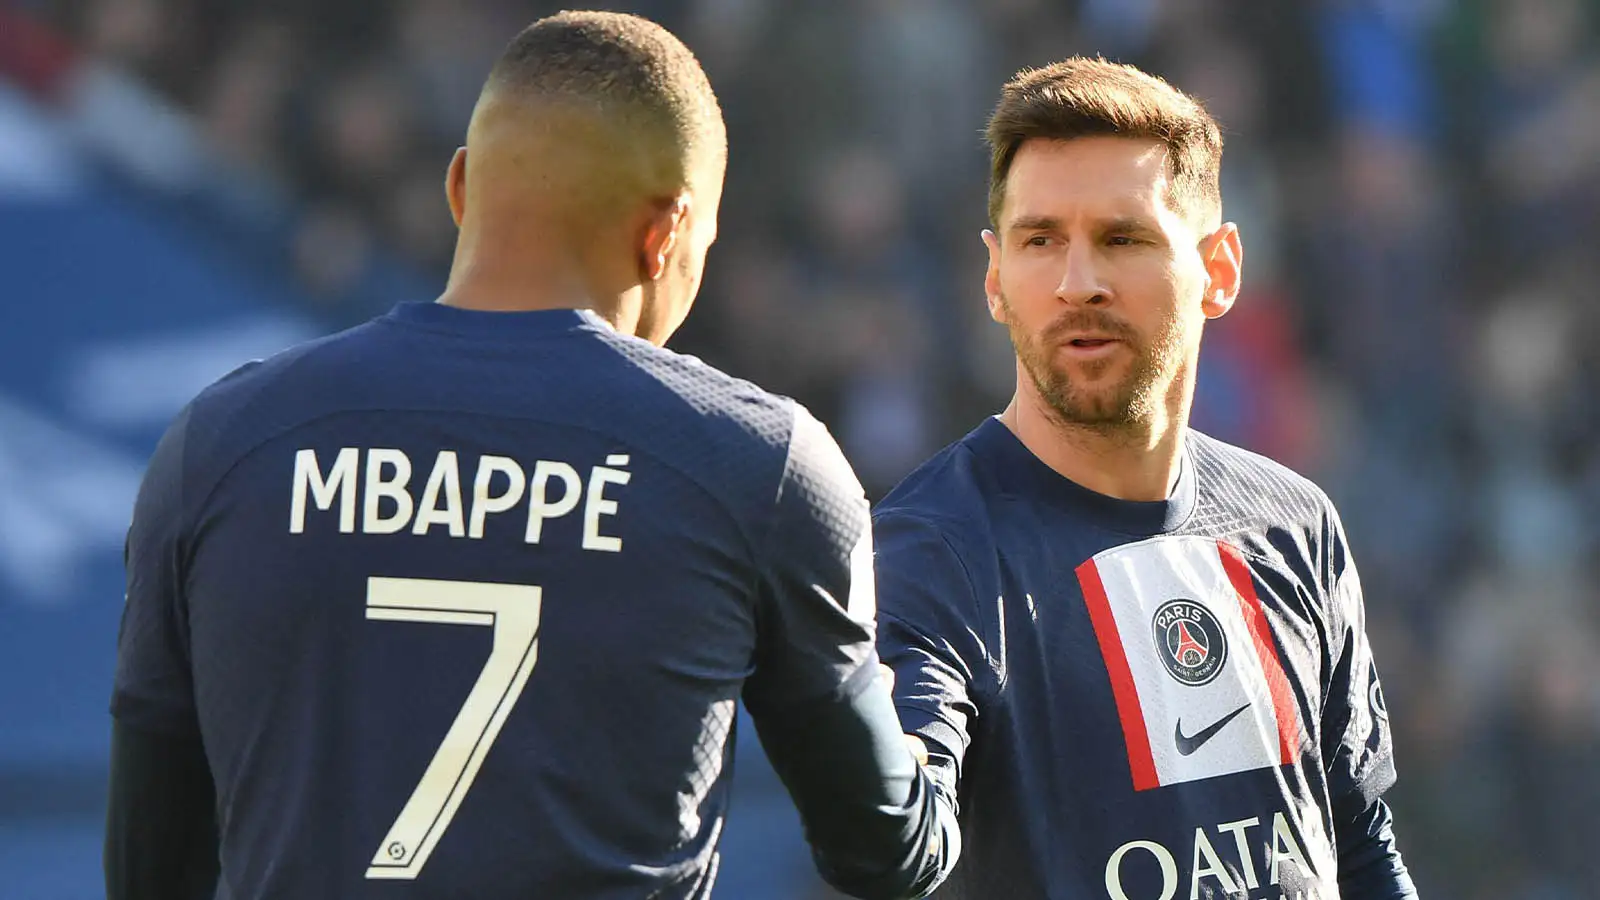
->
[[33, 0, 1600, 896]]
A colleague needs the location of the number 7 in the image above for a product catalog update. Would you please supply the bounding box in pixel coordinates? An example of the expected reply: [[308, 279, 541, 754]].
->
[[363, 576, 543, 880]]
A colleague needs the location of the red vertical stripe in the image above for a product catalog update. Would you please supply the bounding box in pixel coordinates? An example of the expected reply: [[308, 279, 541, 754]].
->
[[1218, 541, 1301, 764], [1076, 559, 1160, 791]]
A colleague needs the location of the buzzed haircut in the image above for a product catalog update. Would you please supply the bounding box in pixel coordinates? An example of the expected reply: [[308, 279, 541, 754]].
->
[[484, 10, 726, 191], [985, 57, 1223, 229]]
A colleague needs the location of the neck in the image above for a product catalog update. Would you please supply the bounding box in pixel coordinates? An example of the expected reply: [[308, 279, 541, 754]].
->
[[436, 218, 642, 337], [1000, 375, 1190, 502]]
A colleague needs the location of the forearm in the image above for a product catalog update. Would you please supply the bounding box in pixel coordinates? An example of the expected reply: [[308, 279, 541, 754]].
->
[[1336, 798, 1417, 899], [104, 719, 220, 900], [749, 662, 957, 899]]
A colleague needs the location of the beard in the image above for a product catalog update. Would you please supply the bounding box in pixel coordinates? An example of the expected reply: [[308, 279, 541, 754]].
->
[[1001, 294, 1185, 430]]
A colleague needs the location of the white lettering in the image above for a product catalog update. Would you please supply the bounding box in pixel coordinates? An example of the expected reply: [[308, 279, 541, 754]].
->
[[1270, 811, 1313, 885], [524, 461, 581, 544], [1106, 840, 1178, 900], [1190, 827, 1239, 899], [363, 449, 413, 534], [411, 451, 465, 537], [290, 449, 634, 548], [1215, 817, 1261, 889], [582, 464, 629, 552], [469, 456, 526, 538], [290, 447, 358, 533]]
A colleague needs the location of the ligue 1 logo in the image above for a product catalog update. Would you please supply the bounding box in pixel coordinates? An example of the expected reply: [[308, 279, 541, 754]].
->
[[1152, 599, 1228, 686]]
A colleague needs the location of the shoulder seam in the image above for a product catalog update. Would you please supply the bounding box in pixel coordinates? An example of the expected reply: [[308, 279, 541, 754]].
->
[[748, 400, 801, 593], [875, 509, 1005, 699]]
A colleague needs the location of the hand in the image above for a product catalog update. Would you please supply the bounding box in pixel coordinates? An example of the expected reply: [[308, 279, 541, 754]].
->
[[879, 664, 930, 767]]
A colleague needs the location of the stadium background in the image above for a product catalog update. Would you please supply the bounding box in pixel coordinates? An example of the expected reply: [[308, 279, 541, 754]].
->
[[1, 0, 1597, 896]]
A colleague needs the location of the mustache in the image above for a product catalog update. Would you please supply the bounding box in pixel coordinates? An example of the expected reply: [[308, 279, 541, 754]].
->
[[1040, 309, 1140, 344]]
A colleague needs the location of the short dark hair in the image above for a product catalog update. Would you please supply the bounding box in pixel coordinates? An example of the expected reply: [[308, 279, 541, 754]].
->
[[486, 10, 725, 187], [985, 57, 1222, 229]]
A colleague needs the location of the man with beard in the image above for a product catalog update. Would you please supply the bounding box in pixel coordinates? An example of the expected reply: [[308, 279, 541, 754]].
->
[[874, 58, 1418, 899]]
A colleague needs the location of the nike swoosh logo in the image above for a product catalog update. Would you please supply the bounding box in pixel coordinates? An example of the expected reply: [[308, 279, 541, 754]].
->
[[1174, 704, 1251, 756]]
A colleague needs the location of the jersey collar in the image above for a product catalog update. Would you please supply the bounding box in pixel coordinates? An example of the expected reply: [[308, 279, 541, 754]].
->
[[966, 415, 1197, 535], [382, 301, 608, 338]]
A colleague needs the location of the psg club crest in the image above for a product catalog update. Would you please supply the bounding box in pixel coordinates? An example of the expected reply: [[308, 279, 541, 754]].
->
[[1152, 599, 1228, 686]]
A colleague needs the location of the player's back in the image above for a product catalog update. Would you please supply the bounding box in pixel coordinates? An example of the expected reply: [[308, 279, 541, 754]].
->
[[127, 303, 807, 898]]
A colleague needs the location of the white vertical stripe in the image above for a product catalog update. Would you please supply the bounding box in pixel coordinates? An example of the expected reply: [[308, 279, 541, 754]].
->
[[1091, 536, 1283, 787]]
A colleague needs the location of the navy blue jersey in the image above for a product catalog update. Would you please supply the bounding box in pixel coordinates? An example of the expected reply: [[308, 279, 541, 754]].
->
[[112, 302, 898, 899], [876, 418, 1408, 900]]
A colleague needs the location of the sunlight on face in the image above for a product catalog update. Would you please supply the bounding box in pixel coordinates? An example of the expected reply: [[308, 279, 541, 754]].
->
[[986, 137, 1214, 430], [645, 168, 724, 346]]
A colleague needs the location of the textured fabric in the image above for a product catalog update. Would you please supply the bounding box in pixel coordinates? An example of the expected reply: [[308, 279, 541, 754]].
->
[[112, 301, 893, 899], [876, 417, 1405, 900]]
